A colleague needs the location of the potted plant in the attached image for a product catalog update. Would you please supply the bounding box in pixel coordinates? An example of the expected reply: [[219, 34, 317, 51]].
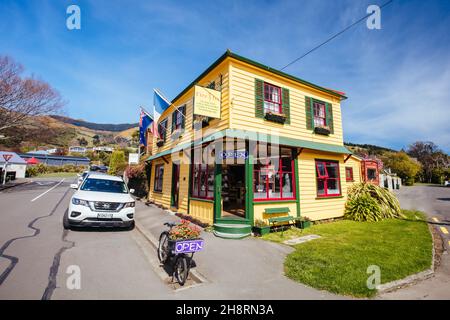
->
[[156, 138, 164, 147], [314, 125, 331, 135], [253, 219, 271, 236], [264, 111, 287, 124], [296, 217, 312, 229]]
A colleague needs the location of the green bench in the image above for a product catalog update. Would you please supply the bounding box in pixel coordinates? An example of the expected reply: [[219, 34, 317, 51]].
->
[[264, 207, 300, 228]]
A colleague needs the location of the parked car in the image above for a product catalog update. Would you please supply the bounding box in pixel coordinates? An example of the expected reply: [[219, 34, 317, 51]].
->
[[64, 173, 135, 229]]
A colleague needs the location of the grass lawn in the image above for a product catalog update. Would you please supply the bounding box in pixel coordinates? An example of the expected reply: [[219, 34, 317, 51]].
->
[[262, 210, 432, 298], [36, 172, 78, 178]]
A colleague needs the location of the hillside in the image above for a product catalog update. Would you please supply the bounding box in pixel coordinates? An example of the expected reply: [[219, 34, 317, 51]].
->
[[49, 115, 138, 132], [344, 142, 397, 156]]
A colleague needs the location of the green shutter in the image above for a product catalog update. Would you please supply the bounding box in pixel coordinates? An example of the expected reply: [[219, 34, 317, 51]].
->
[[326, 102, 334, 134], [255, 78, 264, 118], [305, 96, 313, 130], [282, 88, 290, 124], [181, 105, 186, 129], [171, 111, 176, 132]]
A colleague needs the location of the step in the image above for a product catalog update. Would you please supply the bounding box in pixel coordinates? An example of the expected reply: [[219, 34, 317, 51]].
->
[[213, 223, 252, 235], [213, 230, 251, 239]]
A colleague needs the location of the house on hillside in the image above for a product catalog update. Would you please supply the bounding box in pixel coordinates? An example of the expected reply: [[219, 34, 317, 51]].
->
[[146, 50, 362, 238]]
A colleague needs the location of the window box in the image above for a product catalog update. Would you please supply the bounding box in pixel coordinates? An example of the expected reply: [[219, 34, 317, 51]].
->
[[171, 128, 184, 140], [156, 139, 164, 147], [264, 111, 287, 124], [314, 125, 331, 135], [252, 225, 271, 236]]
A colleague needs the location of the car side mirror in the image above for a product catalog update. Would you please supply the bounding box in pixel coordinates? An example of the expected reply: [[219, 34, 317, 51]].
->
[[129, 188, 135, 194], [70, 184, 79, 189], [76, 173, 81, 177]]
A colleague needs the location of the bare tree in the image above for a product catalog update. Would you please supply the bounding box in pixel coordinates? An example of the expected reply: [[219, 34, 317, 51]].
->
[[0, 55, 64, 132]]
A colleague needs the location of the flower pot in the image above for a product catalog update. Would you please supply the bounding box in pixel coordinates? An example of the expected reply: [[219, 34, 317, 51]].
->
[[298, 220, 311, 229], [253, 226, 271, 236], [314, 126, 331, 135], [264, 112, 287, 124]]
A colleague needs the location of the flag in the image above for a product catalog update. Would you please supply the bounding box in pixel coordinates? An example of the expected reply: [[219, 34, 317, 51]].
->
[[139, 108, 153, 146], [149, 88, 171, 139]]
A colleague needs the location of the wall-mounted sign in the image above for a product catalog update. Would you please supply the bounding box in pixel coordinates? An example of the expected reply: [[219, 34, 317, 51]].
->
[[219, 151, 248, 160], [193, 85, 221, 119]]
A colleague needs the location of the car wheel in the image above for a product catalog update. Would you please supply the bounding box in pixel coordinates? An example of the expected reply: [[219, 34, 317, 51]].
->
[[127, 221, 135, 231], [63, 210, 71, 230]]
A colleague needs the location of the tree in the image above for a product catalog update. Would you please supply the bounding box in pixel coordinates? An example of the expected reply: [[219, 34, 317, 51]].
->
[[108, 150, 127, 175], [92, 134, 100, 146], [407, 141, 449, 183], [381, 152, 422, 185], [0, 56, 64, 132], [77, 137, 88, 146]]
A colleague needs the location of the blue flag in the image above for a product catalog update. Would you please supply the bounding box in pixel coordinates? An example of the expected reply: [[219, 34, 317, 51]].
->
[[139, 108, 153, 146]]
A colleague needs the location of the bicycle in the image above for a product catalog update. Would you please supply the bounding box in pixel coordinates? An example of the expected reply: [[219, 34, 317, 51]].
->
[[157, 222, 204, 286]]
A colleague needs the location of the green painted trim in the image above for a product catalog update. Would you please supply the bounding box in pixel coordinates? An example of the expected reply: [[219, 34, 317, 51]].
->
[[253, 200, 297, 205], [170, 50, 346, 109], [187, 150, 192, 215], [315, 196, 345, 200], [189, 197, 214, 203], [264, 207, 290, 214], [294, 155, 301, 218], [245, 148, 254, 225], [215, 218, 250, 225], [214, 163, 222, 222], [213, 224, 252, 235]]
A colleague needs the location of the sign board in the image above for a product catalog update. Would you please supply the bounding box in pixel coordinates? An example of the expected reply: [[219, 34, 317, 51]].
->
[[174, 239, 204, 254], [219, 150, 248, 160], [128, 153, 139, 165], [193, 85, 221, 119], [2, 154, 13, 162]]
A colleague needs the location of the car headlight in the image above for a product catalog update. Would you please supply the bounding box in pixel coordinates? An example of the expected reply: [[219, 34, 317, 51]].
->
[[124, 201, 135, 208], [72, 198, 90, 206]]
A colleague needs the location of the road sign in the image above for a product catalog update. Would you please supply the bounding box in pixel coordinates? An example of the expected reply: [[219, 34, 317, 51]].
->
[[2, 154, 13, 162], [128, 153, 139, 165]]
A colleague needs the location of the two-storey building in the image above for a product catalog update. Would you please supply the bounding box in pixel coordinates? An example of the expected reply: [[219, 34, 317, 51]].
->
[[146, 50, 360, 238]]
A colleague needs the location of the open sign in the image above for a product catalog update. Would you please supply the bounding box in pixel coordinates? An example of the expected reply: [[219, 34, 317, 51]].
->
[[174, 239, 204, 254]]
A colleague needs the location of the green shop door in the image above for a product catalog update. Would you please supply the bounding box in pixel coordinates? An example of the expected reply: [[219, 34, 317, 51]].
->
[[171, 162, 180, 208]]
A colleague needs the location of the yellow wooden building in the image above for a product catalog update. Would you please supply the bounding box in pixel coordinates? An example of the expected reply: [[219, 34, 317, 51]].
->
[[146, 50, 361, 238]]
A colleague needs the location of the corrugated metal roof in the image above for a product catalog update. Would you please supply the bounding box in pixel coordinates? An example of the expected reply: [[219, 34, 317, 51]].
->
[[0, 151, 27, 164]]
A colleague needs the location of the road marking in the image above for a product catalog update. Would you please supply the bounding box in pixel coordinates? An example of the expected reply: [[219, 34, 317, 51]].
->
[[432, 217, 439, 223], [31, 179, 65, 202], [440, 226, 449, 235]]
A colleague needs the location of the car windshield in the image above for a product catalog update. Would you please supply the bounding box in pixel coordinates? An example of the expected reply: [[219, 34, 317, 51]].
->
[[80, 178, 128, 194]]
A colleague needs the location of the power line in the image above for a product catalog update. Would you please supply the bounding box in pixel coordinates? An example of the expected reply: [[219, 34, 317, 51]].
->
[[280, 0, 393, 71]]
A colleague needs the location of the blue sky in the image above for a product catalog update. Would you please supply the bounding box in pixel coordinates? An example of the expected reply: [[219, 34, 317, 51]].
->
[[0, 0, 449, 152]]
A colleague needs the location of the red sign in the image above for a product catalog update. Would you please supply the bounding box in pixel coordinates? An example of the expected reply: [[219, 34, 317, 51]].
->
[[2, 154, 13, 162]]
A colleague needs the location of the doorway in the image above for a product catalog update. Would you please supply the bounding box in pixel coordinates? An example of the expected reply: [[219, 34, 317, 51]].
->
[[221, 164, 246, 219], [171, 162, 180, 208]]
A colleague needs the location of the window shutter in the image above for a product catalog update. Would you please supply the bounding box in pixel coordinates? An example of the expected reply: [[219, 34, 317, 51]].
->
[[326, 102, 334, 134], [255, 78, 264, 118], [281, 88, 290, 124], [171, 112, 176, 132], [305, 96, 313, 130], [181, 105, 186, 129]]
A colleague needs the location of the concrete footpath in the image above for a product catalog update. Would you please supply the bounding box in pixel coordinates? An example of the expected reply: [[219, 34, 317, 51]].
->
[[0, 178, 30, 191], [134, 201, 344, 300]]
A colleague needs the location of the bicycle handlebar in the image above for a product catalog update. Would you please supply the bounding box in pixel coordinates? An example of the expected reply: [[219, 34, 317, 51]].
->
[[164, 222, 176, 228]]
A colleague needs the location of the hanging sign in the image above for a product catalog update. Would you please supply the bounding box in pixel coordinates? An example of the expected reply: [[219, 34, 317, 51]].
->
[[193, 85, 221, 119], [175, 239, 205, 254], [219, 150, 248, 160]]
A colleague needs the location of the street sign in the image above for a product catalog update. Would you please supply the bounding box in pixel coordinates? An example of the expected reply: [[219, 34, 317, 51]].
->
[[128, 153, 139, 165], [2, 154, 13, 162]]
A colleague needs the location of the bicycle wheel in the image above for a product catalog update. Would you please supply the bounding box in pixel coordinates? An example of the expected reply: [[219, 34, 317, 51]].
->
[[174, 256, 189, 286], [157, 232, 170, 263]]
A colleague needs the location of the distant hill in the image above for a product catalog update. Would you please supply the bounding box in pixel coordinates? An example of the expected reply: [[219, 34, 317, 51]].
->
[[344, 142, 397, 156], [50, 115, 138, 132]]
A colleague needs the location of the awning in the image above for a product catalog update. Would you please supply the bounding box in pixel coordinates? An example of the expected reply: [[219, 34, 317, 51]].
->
[[146, 129, 351, 162]]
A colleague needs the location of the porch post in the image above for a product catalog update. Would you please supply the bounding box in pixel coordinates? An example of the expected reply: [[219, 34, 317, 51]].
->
[[245, 140, 254, 225]]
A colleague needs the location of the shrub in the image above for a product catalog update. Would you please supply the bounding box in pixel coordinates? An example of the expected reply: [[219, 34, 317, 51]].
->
[[345, 182, 403, 221], [108, 150, 127, 176], [125, 163, 148, 198]]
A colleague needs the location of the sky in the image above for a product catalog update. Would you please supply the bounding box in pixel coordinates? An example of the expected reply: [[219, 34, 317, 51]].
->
[[0, 0, 449, 153]]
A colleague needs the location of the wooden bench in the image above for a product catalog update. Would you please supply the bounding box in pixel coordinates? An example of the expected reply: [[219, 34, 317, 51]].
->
[[264, 207, 300, 229]]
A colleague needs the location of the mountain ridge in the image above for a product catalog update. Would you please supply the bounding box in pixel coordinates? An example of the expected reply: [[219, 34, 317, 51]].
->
[[49, 115, 138, 132]]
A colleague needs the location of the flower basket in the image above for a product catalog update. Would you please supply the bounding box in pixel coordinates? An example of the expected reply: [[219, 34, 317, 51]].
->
[[264, 112, 287, 124], [156, 139, 164, 147], [314, 126, 331, 135]]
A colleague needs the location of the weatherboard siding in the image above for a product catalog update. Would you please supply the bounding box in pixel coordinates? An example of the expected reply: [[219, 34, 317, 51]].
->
[[228, 59, 344, 146], [345, 156, 362, 184]]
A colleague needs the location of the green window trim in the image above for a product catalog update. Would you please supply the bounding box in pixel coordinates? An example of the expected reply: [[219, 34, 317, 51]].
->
[[255, 78, 264, 118], [305, 96, 334, 134]]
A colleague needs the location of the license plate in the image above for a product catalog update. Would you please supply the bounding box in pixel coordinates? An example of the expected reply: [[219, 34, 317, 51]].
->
[[97, 213, 113, 219]]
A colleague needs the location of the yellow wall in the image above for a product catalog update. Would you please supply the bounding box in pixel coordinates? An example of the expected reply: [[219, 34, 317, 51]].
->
[[345, 156, 362, 184], [189, 200, 214, 225], [228, 58, 344, 146], [298, 150, 348, 221], [254, 202, 298, 224]]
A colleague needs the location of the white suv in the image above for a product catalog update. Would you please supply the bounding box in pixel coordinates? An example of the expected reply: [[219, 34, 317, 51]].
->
[[64, 173, 135, 229]]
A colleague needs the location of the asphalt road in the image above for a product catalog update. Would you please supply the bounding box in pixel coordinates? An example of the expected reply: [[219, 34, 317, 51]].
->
[[0, 178, 171, 299]]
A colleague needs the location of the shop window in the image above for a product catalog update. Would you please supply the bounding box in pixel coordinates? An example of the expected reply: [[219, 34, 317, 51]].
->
[[191, 146, 214, 199], [254, 146, 295, 200], [316, 160, 341, 197], [263, 82, 282, 114], [313, 101, 326, 127], [158, 119, 168, 142], [154, 164, 164, 192], [172, 105, 185, 132], [367, 168, 377, 181], [345, 167, 354, 182]]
